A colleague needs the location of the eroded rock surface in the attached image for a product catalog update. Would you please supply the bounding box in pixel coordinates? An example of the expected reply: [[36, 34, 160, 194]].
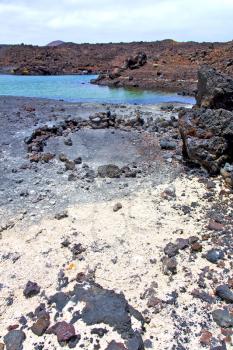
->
[[179, 67, 233, 183]]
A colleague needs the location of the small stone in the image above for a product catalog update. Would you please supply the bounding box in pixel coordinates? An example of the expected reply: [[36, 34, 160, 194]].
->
[[65, 160, 76, 171], [175, 238, 189, 250], [54, 211, 68, 220], [162, 256, 177, 275], [59, 153, 68, 162], [3, 330, 26, 350], [113, 203, 122, 212], [212, 309, 233, 328], [188, 236, 199, 244], [68, 335, 81, 348], [23, 281, 40, 298], [206, 249, 224, 263], [216, 285, 233, 303], [105, 340, 127, 350], [208, 219, 224, 231], [64, 138, 73, 146], [191, 242, 203, 252], [160, 139, 176, 150], [74, 157, 82, 164], [71, 243, 86, 258], [200, 330, 212, 346], [68, 173, 77, 181], [31, 313, 50, 336], [163, 185, 176, 198], [91, 328, 108, 338], [48, 321, 75, 342], [164, 242, 179, 257], [147, 296, 163, 313], [97, 164, 122, 178]]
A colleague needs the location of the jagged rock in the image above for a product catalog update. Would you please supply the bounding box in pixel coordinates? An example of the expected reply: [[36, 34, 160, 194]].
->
[[3, 330, 26, 350], [23, 281, 40, 298], [179, 67, 233, 180], [47, 321, 76, 342], [31, 313, 50, 336], [196, 66, 233, 110], [164, 243, 179, 257], [179, 108, 233, 174]]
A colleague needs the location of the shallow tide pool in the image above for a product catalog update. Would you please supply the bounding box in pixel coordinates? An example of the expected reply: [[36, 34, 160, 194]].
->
[[0, 74, 195, 105]]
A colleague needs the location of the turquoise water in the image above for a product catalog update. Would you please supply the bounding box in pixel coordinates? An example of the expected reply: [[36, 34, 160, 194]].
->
[[0, 74, 195, 105]]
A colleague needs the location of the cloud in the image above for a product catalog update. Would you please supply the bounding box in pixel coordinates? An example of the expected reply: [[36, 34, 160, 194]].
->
[[0, 0, 232, 45]]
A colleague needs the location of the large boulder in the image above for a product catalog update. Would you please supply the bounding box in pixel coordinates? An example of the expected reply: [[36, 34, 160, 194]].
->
[[196, 66, 233, 110], [179, 108, 233, 174], [179, 67, 233, 184]]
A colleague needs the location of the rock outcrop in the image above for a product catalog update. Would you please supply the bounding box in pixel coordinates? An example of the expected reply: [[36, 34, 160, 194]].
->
[[122, 52, 147, 70], [196, 66, 233, 110], [179, 67, 233, 186]]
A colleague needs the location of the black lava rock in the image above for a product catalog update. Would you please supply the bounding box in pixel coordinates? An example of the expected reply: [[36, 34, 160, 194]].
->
[[23, 281, 40, 298]]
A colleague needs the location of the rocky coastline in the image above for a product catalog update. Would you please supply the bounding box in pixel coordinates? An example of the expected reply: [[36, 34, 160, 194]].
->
[[0, 67, 233, 350], [1, 40, 233, 95]]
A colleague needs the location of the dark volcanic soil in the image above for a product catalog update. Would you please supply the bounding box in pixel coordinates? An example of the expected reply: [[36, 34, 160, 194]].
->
[[1, 40, 233, 94]]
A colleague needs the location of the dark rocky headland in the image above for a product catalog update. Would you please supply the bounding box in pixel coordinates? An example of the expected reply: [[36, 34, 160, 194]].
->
[[0, 50, 233, 349]]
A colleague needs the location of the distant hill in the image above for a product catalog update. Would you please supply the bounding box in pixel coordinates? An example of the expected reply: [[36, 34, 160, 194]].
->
[[47, 40, 65, 47]]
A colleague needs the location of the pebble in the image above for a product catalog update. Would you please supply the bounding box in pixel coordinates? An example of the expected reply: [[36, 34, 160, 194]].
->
[[206, 249, 224, 263], [164, 242, 179, 257], [208, 220, 224, 231], [215, 285, 233, 303], [162, 256, 177, 275], [64, 137, 73, 146], [113, 203, 122, 212], [212, 309, 233, 328], [191, 242, 203, 252], [54, 211, 68, 220]]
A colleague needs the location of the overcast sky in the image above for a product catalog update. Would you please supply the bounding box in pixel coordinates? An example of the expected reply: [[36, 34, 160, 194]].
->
[[1, 0, 233, 45]]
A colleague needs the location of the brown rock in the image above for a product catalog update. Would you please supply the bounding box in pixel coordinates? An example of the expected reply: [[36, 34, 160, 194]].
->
[[200, 329, 212, 346], [48, 321, 75, 342], [113, 203, 122, 212], [191, 242, 203, 252], [31, 313, 50, 336], [208, 220, 224, 231]]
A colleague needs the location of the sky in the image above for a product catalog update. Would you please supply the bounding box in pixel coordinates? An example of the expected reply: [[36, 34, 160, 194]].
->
[[0, 0, 233, 45]]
